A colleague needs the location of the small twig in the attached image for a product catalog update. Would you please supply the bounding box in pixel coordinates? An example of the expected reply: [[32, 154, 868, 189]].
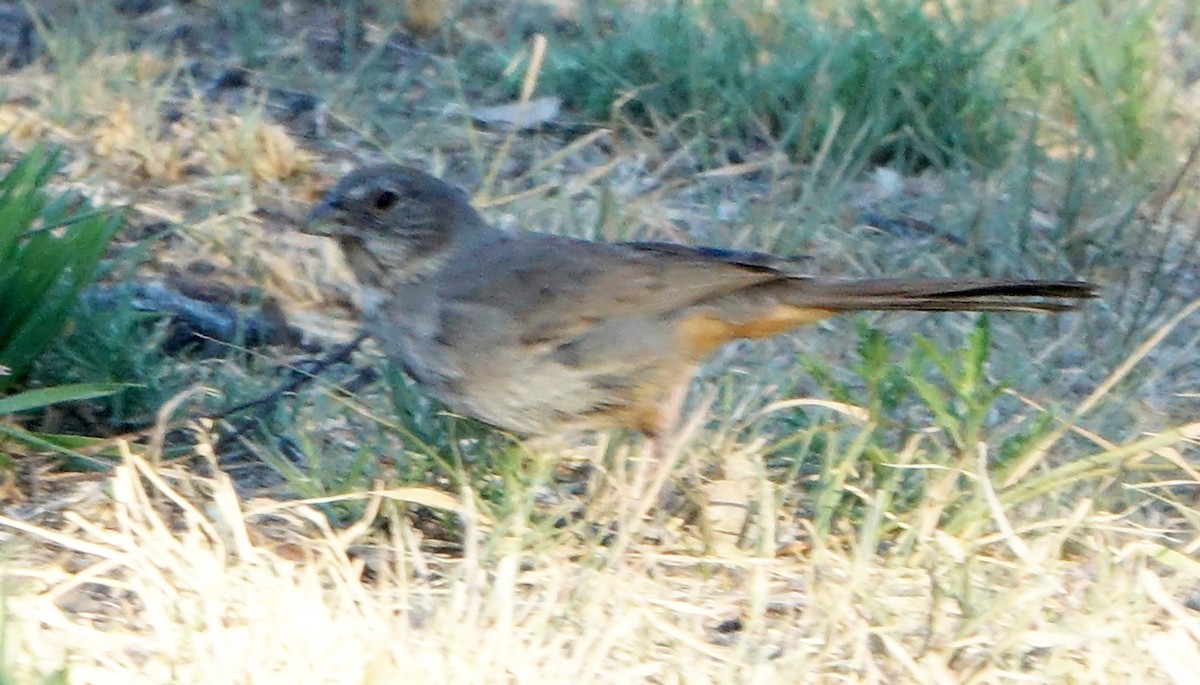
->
[[209, 331, 372, 457], [977, 442, 1030, 563], [209, 330, 370, 421], [479, 33, 548, 201]]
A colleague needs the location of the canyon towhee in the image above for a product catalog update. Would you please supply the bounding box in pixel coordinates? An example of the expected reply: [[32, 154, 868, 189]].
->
[[304, 165, 1096, 450]]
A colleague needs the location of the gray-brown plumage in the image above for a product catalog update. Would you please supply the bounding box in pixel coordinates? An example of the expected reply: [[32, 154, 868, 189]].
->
[[304, 164, 1097, 439]]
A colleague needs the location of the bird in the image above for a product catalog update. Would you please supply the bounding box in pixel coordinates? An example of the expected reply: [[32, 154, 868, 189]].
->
[[303, 164, 1097, 458]]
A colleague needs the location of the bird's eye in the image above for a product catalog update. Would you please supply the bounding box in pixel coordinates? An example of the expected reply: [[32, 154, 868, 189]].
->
[[373, 189, 399, 211]]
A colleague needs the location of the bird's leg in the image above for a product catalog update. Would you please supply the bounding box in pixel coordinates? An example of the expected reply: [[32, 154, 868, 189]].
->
[[626, 377, 695, 524], [607, 378, 718, 568]]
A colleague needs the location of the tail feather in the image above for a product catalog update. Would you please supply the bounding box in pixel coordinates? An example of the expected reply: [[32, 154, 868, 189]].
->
[[789, 278, 1098, 314]]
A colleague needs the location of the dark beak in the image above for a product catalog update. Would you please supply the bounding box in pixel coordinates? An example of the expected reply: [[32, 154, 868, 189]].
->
[[303, 198, 341, 235]]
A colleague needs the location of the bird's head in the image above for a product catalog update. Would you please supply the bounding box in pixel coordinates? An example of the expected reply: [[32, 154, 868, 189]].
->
[[305, 164, 490, 284]]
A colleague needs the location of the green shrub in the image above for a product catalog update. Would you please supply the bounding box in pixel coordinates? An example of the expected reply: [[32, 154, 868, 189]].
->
[[28, 292, 177, 428], [997, 0, 1171, 171], [538, 0, 1012, 169], [0, 144, 124, 393]]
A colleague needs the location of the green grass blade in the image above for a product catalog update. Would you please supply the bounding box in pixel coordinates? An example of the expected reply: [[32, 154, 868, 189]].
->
[[0, 382, 128, 415]]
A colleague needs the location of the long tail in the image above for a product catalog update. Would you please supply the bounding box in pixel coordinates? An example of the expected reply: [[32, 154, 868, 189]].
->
[[787, 278, 1098, 313]]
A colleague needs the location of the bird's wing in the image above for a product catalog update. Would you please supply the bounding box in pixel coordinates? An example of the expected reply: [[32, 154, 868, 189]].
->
[[618, 241, 812, 274], [439, 234, 795, 346]]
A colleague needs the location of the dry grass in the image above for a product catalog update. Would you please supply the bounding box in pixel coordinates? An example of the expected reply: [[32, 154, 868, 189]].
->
[[3, 1, 1200, 682], [2, 407, 1198, 684], [4, 308, 1199, 682]]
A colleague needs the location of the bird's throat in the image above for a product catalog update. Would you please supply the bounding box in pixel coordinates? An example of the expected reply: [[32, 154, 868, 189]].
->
[[339, 236, 388, 288]]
